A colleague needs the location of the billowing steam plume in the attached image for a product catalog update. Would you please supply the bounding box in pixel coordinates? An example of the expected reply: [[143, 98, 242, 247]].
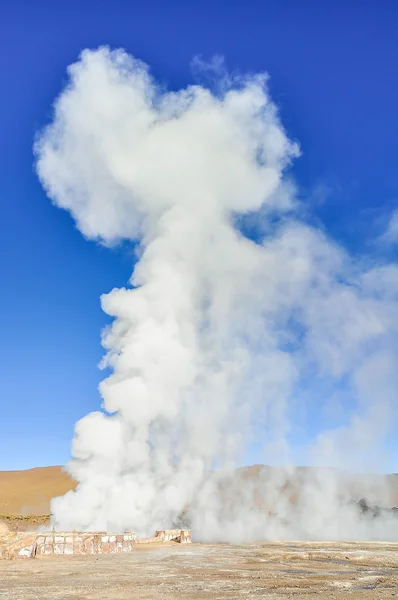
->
[[36, 48, 398, 540]]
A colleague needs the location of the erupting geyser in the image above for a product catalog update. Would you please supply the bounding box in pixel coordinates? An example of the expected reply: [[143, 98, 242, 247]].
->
[[36, 47, 398, 541]]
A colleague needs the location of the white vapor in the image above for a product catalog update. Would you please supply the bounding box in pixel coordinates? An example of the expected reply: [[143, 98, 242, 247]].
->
[[36, 47, 398, 540]]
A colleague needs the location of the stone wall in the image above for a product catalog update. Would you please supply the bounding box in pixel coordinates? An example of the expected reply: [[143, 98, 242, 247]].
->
[[0, 533, 37, 560], [135, 529, 192, 544], [0, 531, 135, 559], [35, 531, 136, 556], [0, 529, 191, 559], [155, 529, 192, 543]]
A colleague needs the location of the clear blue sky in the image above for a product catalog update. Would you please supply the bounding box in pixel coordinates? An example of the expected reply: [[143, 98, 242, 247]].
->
[[1, 0, 397, 470]]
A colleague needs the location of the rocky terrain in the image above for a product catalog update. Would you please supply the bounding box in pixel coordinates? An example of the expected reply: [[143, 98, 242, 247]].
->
[[1, 541, 398, 598]]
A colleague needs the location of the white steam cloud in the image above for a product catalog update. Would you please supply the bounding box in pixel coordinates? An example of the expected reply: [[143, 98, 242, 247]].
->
[[36, 47, 398, 540]]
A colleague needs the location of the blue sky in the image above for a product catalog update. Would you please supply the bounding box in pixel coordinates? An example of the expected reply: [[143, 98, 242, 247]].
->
[[1, 0, 398, 470]]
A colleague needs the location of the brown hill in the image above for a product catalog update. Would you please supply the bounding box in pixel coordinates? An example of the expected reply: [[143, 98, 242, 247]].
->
[[0, 466, 76, 516], [1, 463, 397, 533]]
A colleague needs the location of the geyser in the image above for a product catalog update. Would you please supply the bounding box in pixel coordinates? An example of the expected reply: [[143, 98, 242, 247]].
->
[[36, 47, 398, 540]]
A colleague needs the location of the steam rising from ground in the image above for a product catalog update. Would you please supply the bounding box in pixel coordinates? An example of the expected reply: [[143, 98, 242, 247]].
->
[[36, 48, 398, 540]]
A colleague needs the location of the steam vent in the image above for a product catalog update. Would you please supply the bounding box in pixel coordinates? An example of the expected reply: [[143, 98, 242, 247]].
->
[[0, 529, 192, 560]]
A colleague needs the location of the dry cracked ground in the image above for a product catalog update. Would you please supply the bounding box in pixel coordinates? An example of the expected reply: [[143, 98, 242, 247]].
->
[[1, 541, 398, 599]]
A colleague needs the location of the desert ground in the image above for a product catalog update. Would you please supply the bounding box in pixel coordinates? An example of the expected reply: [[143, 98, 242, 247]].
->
[[1, 467, 398, 598], [1, 541, 398, 599]]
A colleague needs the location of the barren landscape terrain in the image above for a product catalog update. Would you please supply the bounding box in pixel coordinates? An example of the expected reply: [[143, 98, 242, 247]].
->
[[2, 465, 398, 534], [0, 466, 398, 600], [1, 467, 398, 597], [0, 467, 75, 531], [1, 541, 398, 599], [2, 465, 398, 530]]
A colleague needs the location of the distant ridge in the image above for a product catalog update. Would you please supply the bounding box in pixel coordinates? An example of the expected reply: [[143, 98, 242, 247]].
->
[[1, 464, 397, 520], [0, 466, 76, 516]]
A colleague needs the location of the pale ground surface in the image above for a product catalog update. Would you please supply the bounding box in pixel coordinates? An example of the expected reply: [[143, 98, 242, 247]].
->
[[1, 541, 398, 599]]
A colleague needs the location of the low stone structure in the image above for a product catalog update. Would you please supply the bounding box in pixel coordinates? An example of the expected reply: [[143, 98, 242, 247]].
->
[[0, 529, 192, 559], [0, 533, 37, 560], [35, 531, 136, 556], [135, 529, 192, 544], [156, 529, 192, 543]]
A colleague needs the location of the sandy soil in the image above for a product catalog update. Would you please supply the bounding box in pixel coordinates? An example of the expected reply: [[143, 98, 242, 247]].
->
[[1, 541, 398, 599]]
